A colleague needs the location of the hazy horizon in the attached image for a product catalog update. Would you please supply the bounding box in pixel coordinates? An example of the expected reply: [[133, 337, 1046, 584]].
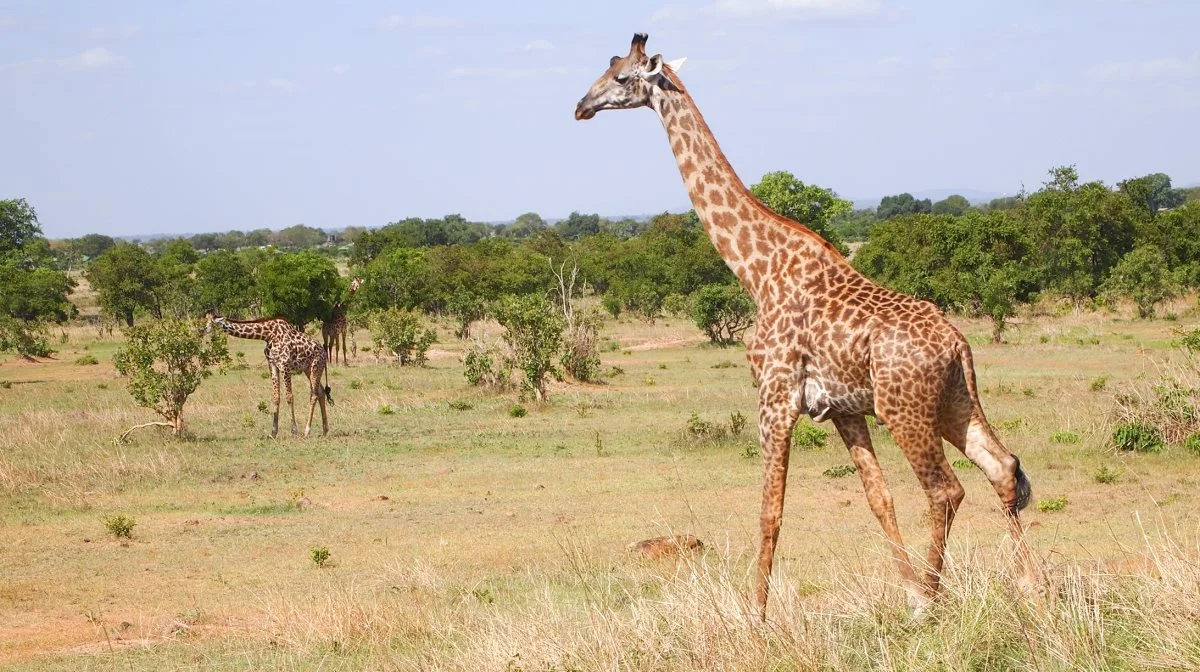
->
[[3, 0, 1198, 239]]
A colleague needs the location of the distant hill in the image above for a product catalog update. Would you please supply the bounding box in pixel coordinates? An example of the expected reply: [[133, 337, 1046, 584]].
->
[[851, 188, 1006, 210]]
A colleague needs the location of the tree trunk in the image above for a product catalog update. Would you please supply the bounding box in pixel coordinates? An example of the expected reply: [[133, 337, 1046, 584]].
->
[[991, 317, 1004, 344], [124, 311, 135, 328]]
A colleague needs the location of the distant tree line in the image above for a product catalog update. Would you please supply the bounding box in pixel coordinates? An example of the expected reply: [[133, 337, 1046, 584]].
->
[[4, 167, 1198, 360]]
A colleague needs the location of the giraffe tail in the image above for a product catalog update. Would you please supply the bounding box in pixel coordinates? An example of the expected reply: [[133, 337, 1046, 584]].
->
[[323, 364, 334, 406], [957, 339, 1031, 513]]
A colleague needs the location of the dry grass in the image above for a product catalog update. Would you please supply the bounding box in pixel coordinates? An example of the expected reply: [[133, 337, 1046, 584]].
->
[[2, 305, 1200, 670]]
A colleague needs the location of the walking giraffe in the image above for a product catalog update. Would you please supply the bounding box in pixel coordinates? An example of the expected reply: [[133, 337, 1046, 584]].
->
[[323, 277, 362, 366], [575, 33, 1039, 619], [204, 311, 332, 437]]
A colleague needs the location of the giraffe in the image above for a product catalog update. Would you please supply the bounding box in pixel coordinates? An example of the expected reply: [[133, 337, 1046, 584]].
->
[[204, 311, 332, 438], [576, 33, 1040, 620], [323, 277, 363, 366]]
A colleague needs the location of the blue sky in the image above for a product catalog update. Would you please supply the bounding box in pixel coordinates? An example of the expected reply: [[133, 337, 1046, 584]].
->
[[2, 0, 1197, 238]]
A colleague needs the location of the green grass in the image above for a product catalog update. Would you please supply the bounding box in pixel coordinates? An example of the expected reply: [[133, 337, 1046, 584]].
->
[[2, 312, 1200, 669]]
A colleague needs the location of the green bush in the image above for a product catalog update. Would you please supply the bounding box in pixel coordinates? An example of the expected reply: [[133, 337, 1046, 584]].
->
[[103, 515, 136, 538], [1037, 496, 1068, 513], [1185, 433, 1200, 456], [691, 283, 755, 347], [1094, 466, 1120, 484], [823, 464, 857, 478], [508, 405, 527, 418], [463, 340, 512, 389], [492, 295, 564, 402], [1050, 431, 1081, 444], [792, 421, 828, 450], [310, 546, 331, 568], [378, 404, 394, 416], [1112, 422, 1163, 453], [1090, 376, 1108, 392], [75, 354, 99, 365], [370, 308, 436, 366]]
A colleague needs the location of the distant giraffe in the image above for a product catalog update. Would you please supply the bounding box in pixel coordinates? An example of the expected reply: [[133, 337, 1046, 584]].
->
[[205, 311, 332, 437], [576, 34, 1039, 619], [323, 277, 362, 366]]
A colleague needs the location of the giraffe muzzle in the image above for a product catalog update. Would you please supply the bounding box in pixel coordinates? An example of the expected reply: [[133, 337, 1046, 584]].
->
[[575, 98, 597, 120]]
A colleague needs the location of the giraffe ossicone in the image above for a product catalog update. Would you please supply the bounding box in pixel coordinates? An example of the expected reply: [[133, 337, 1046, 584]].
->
[[576, 32, 1041, 621]]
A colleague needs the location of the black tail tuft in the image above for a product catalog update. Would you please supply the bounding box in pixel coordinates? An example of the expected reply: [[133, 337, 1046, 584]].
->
[[1013, 455, 1032, 512], [324, 385, 334, 406]]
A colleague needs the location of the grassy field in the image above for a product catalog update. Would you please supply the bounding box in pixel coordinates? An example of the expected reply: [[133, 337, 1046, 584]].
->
[[2, 298, 1200, 671]]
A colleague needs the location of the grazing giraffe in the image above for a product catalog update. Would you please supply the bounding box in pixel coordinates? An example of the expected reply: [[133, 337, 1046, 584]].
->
[[323, 277, 363, 366], [575, 33, 1039, 619], [204, 311, 332, 437]]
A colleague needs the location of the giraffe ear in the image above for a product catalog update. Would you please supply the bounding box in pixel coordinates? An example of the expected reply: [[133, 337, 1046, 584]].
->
[[644, 54, 664, 77], [666, 57, 687, 73]]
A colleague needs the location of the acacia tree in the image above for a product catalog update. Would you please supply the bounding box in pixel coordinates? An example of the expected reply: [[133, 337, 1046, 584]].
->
[[1101, 246, 1177, 318], [113, 318, 231, 439], [257, 251, 342, 327], [86, 243, 164, 326]]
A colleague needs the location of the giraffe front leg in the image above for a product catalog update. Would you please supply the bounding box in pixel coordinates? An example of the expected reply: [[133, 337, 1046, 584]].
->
[[283, 372, 299, 435], [752, 364, 802, 622]]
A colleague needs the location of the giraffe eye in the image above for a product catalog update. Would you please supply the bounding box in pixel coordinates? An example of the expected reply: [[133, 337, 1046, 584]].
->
[[615, 73, 630, 84]]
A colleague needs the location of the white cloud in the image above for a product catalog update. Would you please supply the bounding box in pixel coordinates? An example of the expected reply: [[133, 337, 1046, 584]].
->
[[379, 15, 461, 31], [654, 0, 882, 22], [328, 64, 350, 75], [267, 78, 297, 93], [3, 47, 129, 75], [87, 24, 139, 40], [1088, 53, 1200, 82], [449, 66, 570, 79], [522, 39, 555, 51]]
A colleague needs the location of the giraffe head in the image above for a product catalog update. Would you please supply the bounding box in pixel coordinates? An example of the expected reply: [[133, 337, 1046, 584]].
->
[[575, 33, 685, 120], [202, 309, 225, 334]]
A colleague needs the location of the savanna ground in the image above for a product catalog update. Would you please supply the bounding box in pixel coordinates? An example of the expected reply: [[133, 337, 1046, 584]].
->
[[2, 286, 1200, 671]]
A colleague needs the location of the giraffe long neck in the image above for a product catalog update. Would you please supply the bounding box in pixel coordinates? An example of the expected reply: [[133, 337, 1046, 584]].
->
[[650, 79, 840, 299], [219, 318, 291, 342]]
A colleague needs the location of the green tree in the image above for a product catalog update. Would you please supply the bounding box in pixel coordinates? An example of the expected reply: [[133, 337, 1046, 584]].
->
[[750, 171, 851, 253], [691, 283, 756, 346], [1136, 201, 1200, 287], [196, 250, 257, 316], [877, 193, 932, 219], [113, 318, 231, 438], [504, 212, 547, 239], [69, 233, 117, 261], [86, 243, 164, 326], [271, 224, 328, 249], [0, 199, 77, 358], [354, 247, 433, 314], [1118, 172, 1186, 218], [554, 212, 603, 241], [447, 289, 486, 339], [492, 294, 564, 402], [932, 194, 971, 217], [1100, 246, 1177, 318], [156, 239, 200, 319], [257, 251, 342, 327]]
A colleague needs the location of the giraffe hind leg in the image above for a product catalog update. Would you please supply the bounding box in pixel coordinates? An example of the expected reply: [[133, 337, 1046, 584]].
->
[[283, 372, 299, 435], [270, 367, 281, 438], [832, 415, 928, 608]]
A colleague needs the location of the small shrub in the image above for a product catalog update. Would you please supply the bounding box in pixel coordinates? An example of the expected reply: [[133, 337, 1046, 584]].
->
[[823, 464, 857, 478], [260, 370, 270, 379], [472, 587, 495, 604], [370, 308, 436, 366], [692, 283, 755, 346], [257, 401, 269, 414], [952, 459, 973, 469], [1050, 431, 1081, 444], [1185, 433, 1200, 456], [463, 340, 513, 390], [349, 379, 362, 390], [75, 354, 99, 366], [1039, 334, 1050, 344], [509, 405, 527, 418], [378, 404, 395, 416], [1090, 376, 1108, 392], [1094, 466, 1120, 484], [711, 360, 739, 369], [96, 383, 108, 390], [1037, 496, 1068, 513], [792, 421, 828, 450], [604, 366, 624, 378], [0, 381, 10, 389], [1112, 422, 1164, 453], [658, 363, 668, 370], [686, 412, 725, 441], [310, 546, 331, 568], [729, 411, 747, 436], [741, 443, 759, 459], [1022, 387, 1036, 398], [103, 515, 136, 539], [1000, 418, 1025, 432], [448, 399, 474, 411], [644, 375, 655, 386]]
